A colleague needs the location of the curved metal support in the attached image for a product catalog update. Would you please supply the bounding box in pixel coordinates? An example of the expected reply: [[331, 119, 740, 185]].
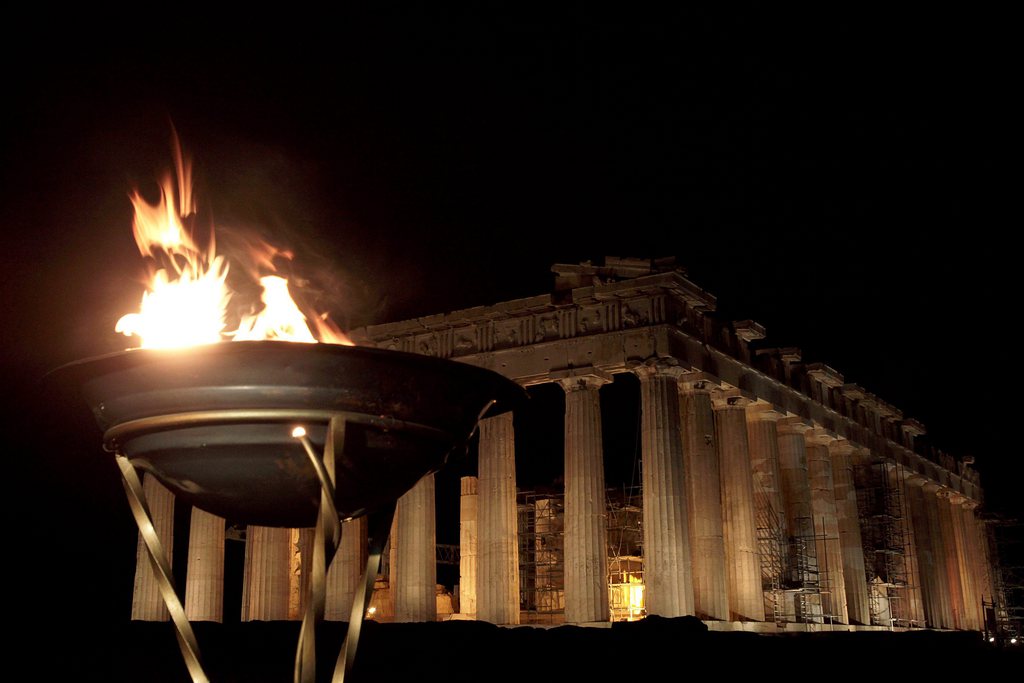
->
[[115, 454, 209, 683], [334, 502, 397, 682], [293, 418, 344, 683], [113, 410, 436, 682]]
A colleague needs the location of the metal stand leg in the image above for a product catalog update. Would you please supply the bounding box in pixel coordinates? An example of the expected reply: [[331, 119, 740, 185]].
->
[[333, 502, 397, 682], [295, 418, 345, 683], [115, 454, 209, 683], [116, 415, 403, 683]]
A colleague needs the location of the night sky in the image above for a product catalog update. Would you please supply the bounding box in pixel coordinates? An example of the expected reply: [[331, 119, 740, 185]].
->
[[3, 9, 1018, 630]]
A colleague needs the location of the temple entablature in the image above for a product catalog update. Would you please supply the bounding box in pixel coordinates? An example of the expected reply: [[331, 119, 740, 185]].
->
[[351, 258, 978, 504]]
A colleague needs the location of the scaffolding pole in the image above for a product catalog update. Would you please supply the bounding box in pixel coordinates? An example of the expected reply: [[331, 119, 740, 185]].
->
[[754, 482, 785, 626], [607, 486, 645, 622], [517, 491, 565, 625], [856, 460, 919, 629]]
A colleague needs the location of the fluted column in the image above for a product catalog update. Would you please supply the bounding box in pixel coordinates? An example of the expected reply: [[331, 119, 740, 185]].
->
[[680, 379, 729, 620], [890, 467, 926, 627], [290, 528, 313, 620], [920, 483, 954, 628], [775, 417, 821, 625], [242, 525, 292, 621], [184, 508, 225, 622], [634, 363, 693, 618], [325, 517, 367, 621], [477, 412, 520, 624], [387, 515, 397, 586], [830, 441, 870, 625], [746, 404, 787, 618], [559, 372, 611, 624], [394, 474, 437, 622], [713, 394, 764, 621], [746, 404, 788, 546], [131, 474, 174, 621], [961, 501, 987, 631], [912, 482, 956, 628], [936, 490, 967, 629], [949, 495, 981, 630], [459, 476, 479, 618], [776, 418, 813, 542], [804, 429, 849, 624], [972, 513, 995, 614]]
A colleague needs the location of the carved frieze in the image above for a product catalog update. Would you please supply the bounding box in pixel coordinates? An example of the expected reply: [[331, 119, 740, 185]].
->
[[577, 306, 602, 334], [351, 267, 974, 503]]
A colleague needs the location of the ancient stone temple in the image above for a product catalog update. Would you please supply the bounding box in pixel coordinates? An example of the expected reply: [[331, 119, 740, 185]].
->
[[131, 257, 998, 633]]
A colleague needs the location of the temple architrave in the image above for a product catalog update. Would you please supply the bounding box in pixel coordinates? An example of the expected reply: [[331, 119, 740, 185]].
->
[[130, 257, 997, 633]]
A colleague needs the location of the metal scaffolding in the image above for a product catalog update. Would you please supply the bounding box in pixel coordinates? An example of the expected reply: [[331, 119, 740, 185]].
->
[[516, 487, 648, 624], [856, 462, 918, 628], [985, 516, 1022, 643], [754, 483, 786, 626], [517, 491, 565, 624], [753, 482, 831, 626], [790, 514, 828, 627], [607, 486, 645, 622]]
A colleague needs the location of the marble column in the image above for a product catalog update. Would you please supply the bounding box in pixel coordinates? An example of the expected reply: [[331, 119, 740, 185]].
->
[[971, 506, 990, 630], [889, 467, 926, 627], [804, 429, 849, 624], [679, 379, 729, 621], [184, 508, 225, 622], [325, 516, 367, 621], [559, 373, 611, 624], [477, 412, 520, 624], [459, 476, 479, 618], [950, 497, 982, 630], [936, 490, 967, 629], [911, 481, 956, 629], [387, 515, 398, 587], [965, 502, 988, 630], [131, 474, 175, 621], [713, 394, 764, 621], [830, 441, 870, 625], [921, 483, 954, 628], [634, 363, 693, 618], [394, 474, 437, 623], [242, 525, 292, 621], [746, 404, 788, 546], [290, 528, 313, 620], [775, 417, 817, 612], [972, 513, 995, 612], [746, 404, 787, 618]]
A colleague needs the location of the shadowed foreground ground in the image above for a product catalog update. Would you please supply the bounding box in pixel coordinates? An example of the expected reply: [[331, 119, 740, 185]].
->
[[51, 617, 1019, 682]]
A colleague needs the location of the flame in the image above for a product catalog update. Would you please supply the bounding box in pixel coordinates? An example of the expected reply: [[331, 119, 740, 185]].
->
[[626, 573, 645, 613], [116, 138, 352, 349], [236, 276, 318, 343]]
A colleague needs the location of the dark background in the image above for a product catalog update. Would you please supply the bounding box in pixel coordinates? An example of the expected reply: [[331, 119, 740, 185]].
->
[[2, 6, 1018, 661]]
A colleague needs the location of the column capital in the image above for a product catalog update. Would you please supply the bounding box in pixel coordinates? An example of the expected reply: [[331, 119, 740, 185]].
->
[[829, 439, 858, 457], [745, 401, 785, 422], [804, 426, 837, 446], [550, 367, 613, 392], [631, 358, 688, 382], [900, 418, 927, 439], [776, 416, 812, 436], [850, 447, 877, 467], [677, 372, 720, 395], [711, 391, 753, 411], [903, 471, 929, 487]]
